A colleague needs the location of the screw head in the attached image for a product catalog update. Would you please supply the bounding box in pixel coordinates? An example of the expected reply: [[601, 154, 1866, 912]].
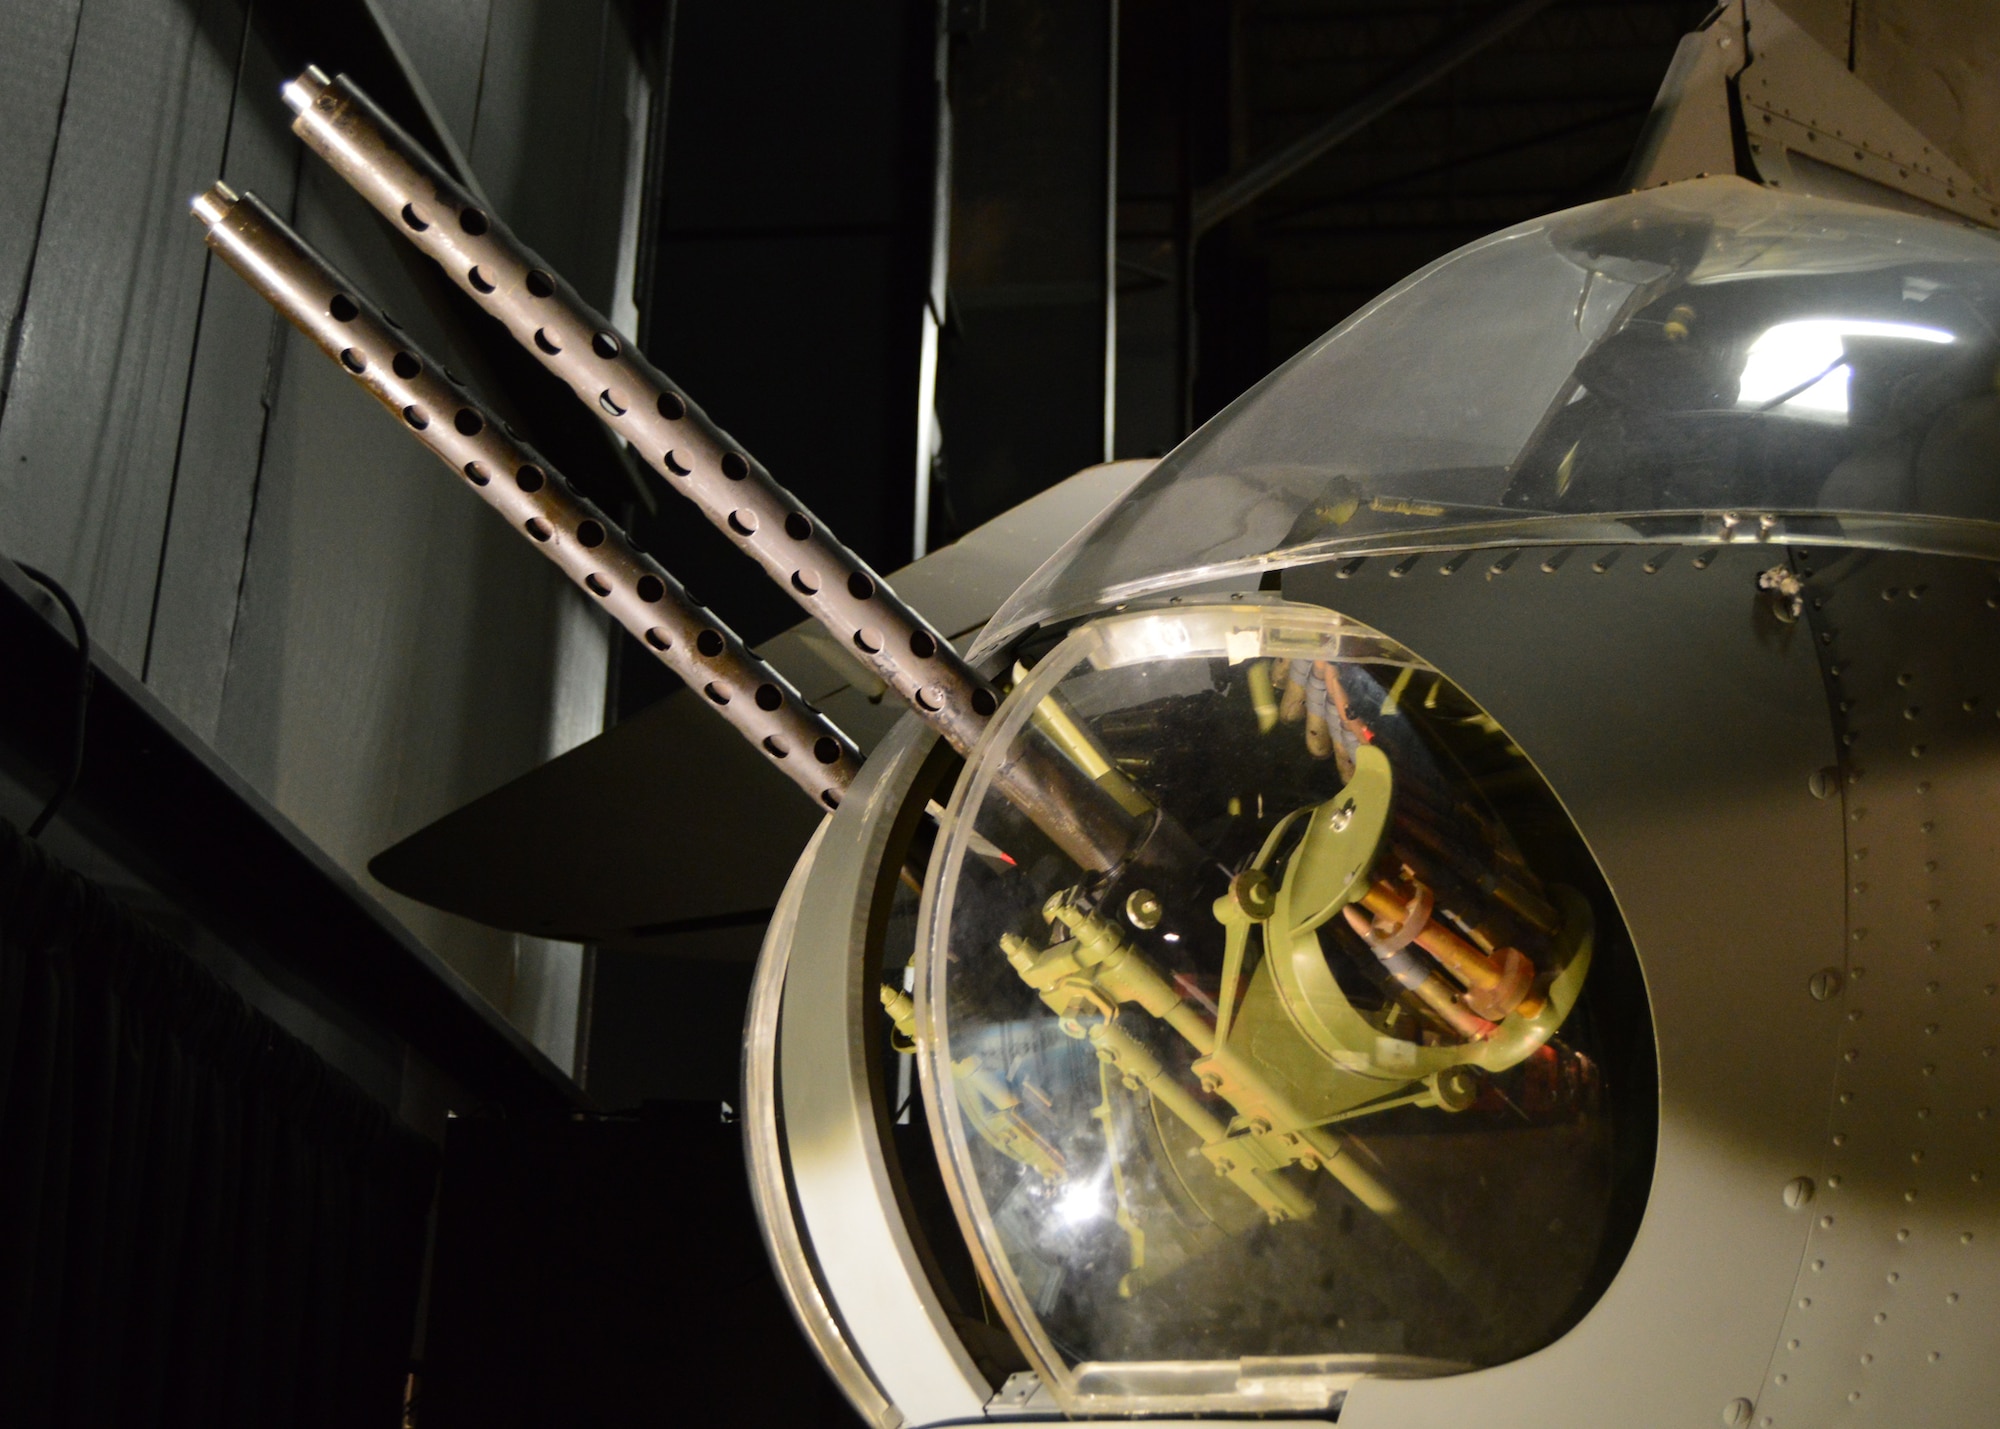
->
[[1724, 1397, 1754, 1427], [1784, 1176, 1817, 1209], [1124, 889, 1163, 930], [1810, 968, 1844, 1001]]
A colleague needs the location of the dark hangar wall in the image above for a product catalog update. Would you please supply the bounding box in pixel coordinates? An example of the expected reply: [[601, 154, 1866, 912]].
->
[[0, 0, 647, 1073]]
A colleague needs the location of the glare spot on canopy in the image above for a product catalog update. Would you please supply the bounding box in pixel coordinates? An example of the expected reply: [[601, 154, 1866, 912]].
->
[[1738, 318, 1955, 417]]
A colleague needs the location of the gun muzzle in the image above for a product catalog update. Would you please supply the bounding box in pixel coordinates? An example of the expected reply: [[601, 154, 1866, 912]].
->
[[190, 181, 862, 809]]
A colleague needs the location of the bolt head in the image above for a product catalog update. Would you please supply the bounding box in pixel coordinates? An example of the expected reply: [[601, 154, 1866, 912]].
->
[[1433, 1064, 1482, 1111], [1228, 869, 1277, 921], [1124, 889, 1164, 930]]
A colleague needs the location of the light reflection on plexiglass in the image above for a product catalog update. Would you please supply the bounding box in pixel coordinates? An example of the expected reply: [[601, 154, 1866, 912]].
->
[[981, 177, 2000, 654], [1736, 318, 1955, 416], [917, 603, 1654, 1417]]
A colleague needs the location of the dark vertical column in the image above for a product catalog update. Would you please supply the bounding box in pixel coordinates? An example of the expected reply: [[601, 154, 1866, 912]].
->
[[1111, 0, 1239, 453], [1189, 0, 1269, 427], [1112, 0, 1188, 458], [932, 0, 1117, 544], [625, 0, 938, 708]]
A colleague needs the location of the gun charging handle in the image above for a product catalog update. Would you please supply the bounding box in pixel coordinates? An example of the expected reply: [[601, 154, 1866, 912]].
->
[[189, 182, 862, 808]]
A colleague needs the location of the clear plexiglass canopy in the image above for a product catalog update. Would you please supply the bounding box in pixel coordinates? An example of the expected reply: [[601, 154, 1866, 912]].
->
[[919, 604, 1653, 1417], [980, 177, 2000, 652]]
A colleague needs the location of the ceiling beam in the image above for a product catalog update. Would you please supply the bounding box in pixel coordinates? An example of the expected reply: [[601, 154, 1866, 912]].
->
[[1192, 0, 1562, 234], [1268, 100, 1649, 229]]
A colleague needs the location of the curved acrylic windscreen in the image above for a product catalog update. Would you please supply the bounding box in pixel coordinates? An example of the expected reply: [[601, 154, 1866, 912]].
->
[[981, 177, 2000, 651], [918, 603, 1654, 1417]]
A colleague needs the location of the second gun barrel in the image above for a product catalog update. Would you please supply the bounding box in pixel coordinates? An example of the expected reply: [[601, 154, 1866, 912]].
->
[[191, 181, 862, 808], [280, 65, 1148, 876]]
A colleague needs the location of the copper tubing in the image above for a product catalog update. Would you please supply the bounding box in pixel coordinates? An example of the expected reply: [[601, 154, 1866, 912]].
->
[[1360, 879, 1544, 1022], [1412, 978, 1494, 1039], [1340, 904, 1494, 1040], [1361, 881, 1504, 990], [278, 65, 1151, 876], [1386, 838, 1517, 953], [190, 183, 861, 807]]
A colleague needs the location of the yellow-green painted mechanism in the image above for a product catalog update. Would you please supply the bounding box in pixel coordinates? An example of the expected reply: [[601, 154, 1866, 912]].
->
[[881, 719, 1597, 1314]]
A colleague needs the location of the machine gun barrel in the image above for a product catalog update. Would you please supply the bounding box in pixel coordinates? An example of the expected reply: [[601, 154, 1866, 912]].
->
[[280, 65, 1148, 876], [189, 182, 862, 809], [285, 64, 986, 747]]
